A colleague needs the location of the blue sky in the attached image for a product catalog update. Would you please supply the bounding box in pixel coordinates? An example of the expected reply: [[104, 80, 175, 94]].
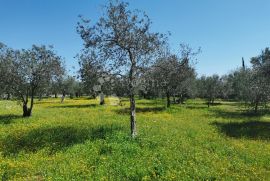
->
[[0, 0, 269, 76]]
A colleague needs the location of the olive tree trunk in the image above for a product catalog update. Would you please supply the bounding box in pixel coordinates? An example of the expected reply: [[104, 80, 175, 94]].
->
[[22, 90, 34, 117], [61, 90, 66, 103], [254, 99, 259, 113], [7, 93, 10, 100], [130, 94, 137, 137], [100, 92, 105, 105], [23, 103, 32, 117], [166, 92, 171, 108], [129, 62, 137, 138]]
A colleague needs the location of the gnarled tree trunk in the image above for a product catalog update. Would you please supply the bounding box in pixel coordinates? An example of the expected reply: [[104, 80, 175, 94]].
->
[[22, 90, 34, 117], [23, 103, 32, 117]]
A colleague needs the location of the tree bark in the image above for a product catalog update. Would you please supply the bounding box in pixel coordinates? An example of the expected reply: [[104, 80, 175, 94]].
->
[[178, 94, 184, 104], [173, 94, 176, 104], [70, 93, 74, 99], [130, 93, 137, 137], [166, 92, 171, 108], [254, 101, 258, 113], [181, 96, 184, 104], [128, 52, 137, 137], [38, 93, 42, 101], [211, 98, 215, 105], [7, 93, 10, 100], [100, 92, 105, 105], [61, 90, 66, 103], [22, 88, 34, 117], [23, 103, 31, 117], [23, 104, 32, 117]]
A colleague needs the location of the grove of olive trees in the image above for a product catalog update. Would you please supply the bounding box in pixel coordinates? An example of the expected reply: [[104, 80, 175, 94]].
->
[[0, 0, 269, 134]]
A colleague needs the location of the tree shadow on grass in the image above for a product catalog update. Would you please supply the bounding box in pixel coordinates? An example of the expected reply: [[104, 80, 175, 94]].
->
[[35, 101, 58, 105], [1, 125, 122, 156], [210, 109, 266, 120], [137, 101, 162, 106], [185, 105, 208, 110], [212, 121, 270, 140], [115, 107, 166, 114], [203, 102, 222, 106], [49, 104, 97, 109], [0, 114, 22, 125]]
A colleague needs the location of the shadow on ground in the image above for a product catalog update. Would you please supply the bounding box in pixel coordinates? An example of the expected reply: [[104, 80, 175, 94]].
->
[[1, 125, 122, 156], [137, 101, 162, 106], [203, 102, 222, 106], [185, 105, 208, 110], [0, 114, 22, 124], [210, 108, 268, 120], [35, 101, 58, 105], [212, 121, 270, 140], [185, 102, 223, 110], [116, 107, 165, 114], [49, 104, 98, 109], [185, 102, 243, 110]]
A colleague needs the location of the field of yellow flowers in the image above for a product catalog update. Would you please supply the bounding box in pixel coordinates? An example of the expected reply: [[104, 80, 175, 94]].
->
[[0, 98, 269, 180]]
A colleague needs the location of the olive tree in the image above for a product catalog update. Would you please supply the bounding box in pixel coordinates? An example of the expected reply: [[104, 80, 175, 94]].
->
[[248, 70, 269, 113], [229, 68, 250, 102], [0, 42, 14, 99], [77, 1, 164, 137], [197, 75, 221, 107], [78, 49, 113, 104], [2, 45, 64, 117], [151, 55, 182, 108], [78, 49, 101, 98], [251, 48, 270, 76], [227, 49, 270, 113], [150, 44, 199, 107], [247, 48, 270, 113]]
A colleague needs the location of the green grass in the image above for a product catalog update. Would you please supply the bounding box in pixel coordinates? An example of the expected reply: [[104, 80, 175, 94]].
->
[[0, 98, 269, 180]]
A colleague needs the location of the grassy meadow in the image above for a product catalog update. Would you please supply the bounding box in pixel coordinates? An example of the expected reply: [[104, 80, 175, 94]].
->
[[0, 97, 269, 180]]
